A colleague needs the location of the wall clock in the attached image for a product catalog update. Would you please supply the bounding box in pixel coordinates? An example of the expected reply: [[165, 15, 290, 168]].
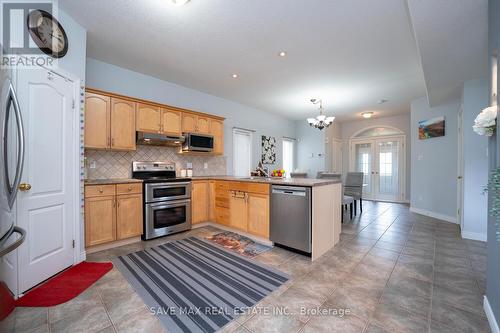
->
[[27, 10, 68, 58]]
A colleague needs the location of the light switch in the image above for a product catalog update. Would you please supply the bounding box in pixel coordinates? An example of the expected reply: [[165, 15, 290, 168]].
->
[[89, 161, 96, 169], [204, 162, 208, 169]]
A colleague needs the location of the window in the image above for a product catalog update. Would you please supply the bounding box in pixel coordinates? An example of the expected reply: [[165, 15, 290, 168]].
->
[[282, 138, 295, 176], [233, 129, 252, 177]]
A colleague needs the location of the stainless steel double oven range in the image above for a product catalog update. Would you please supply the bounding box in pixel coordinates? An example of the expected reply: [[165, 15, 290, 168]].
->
[[132, 162, 191, 240]]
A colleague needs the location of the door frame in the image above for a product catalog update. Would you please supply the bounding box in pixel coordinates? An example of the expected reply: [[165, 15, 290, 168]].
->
[[349, 134, 407, 203], [457, 105, 464, 228], [330, 138, 343, 174]]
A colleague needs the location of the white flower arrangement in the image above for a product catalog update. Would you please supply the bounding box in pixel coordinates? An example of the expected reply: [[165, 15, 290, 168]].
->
[[473, 105, 498, 136]]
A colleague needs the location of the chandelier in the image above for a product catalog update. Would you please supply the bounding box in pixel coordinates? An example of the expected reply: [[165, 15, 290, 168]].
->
[[306, 99, 335, 130]]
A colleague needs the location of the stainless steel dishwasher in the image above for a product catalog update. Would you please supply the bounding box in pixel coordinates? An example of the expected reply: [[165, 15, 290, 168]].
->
[[270, 185, 311, 253]]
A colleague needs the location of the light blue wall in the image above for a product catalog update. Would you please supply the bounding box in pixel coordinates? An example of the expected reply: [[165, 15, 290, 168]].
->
[[295, 120, 325, 177], [85, 58, 296, 174], [410, 97, 460, 220], [462, 79, 489, 240], [57, 10, 86, 82]]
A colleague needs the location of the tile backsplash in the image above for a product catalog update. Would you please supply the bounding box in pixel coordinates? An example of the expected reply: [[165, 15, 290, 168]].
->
[[85, 145, 227, 179]]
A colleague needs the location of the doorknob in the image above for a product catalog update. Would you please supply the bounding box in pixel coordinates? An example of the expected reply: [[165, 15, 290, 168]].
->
[[18, 183, 32, 191], [458, 176, 463, 180]]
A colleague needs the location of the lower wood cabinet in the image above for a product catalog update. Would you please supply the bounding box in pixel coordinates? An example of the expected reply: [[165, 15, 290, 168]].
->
[[229, 192, 248, 231], [247, 193, 270, 238], [192, 181, 209, 224], [85, 184, 143, 248]]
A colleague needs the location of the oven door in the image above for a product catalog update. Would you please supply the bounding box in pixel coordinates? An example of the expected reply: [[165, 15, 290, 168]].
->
[[144, 199, 191, 239], [145, 182, 191, 203]]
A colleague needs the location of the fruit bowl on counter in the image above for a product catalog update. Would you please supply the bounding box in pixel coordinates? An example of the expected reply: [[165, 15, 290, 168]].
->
[[271, 169, 286, 178]]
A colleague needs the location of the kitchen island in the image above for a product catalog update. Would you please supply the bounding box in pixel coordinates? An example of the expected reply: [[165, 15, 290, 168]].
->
[[191, 176, 342, 261]]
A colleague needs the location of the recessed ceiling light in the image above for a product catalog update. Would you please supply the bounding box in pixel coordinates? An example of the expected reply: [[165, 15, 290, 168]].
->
[[377, 99, 388, 104], [279, 51, 287, 57], [231, 74, 238, 78], [361, 112, 374, 119], [171, 0, 190, 6]]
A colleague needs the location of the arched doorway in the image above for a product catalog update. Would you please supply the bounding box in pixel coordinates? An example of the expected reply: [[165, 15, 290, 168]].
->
[[349, 126, 406, 202]]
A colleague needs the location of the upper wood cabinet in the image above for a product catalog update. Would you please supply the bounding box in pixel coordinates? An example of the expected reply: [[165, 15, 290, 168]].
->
[[182, 113, 197, 133], [197, 116, 210, 134], [161, 108, 182, 136], [136, 103, 161, 133], [192, 181, 209, 224], [85, 93, 136, 151], [210, 119, 224, 155], [110, 98, 136, 150], [85, 93, 111, 149]]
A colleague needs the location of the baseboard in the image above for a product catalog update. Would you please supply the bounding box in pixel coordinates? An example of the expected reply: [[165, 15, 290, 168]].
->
[[485, 296, 500, 333], [193, 221, 273, 247], [85, 236, 142, 254], [79, 251, 86, 262], [409, 206, 457, 223], [461, 231, 487, 242]]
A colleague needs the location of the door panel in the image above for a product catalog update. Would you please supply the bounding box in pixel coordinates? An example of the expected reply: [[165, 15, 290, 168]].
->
[[192, 181, 208, 224], [376, 140, 400, 200], [84, 93, 110, 149], [110, 98, 136, 150], [85, 196, 116, 247], [182, 114, 196, 133], [197, 116, 210, 134], [247, 193, 269, 238], [210, 119, 224, 155], [116, 194, 142, 240], [229, 194, 247, 231], [354, 142, 373, 197], [136, 103, 160, 133], [16, 68, 76, 293], [161, 109, 181, 136]]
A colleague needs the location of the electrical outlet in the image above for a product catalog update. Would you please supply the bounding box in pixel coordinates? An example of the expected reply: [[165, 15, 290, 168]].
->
[[204, 162, 208, 169], [89, 161, 96, 169]]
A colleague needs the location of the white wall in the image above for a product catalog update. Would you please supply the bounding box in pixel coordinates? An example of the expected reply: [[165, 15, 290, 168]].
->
[[461, 79, 489, 240], [85, 58, 296, 174], [295, 120, 326, 177], [340, 113, 411, 201], [410, 97, 460, 221], [57, 10, 86, 82]]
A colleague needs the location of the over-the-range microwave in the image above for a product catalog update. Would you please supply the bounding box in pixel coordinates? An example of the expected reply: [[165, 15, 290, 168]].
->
[[182, 133, 214, 152]]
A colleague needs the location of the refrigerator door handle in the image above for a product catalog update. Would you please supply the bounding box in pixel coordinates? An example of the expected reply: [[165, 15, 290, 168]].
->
[[0, 226, 26, 257], [3, 81, 25, 209]]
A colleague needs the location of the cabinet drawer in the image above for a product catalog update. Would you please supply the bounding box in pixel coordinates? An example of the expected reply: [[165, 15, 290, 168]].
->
[[116, 183, 142, 195], [215, 197, 229, 208], [85, 185, 116, 198], [215, 207, 230, 225]]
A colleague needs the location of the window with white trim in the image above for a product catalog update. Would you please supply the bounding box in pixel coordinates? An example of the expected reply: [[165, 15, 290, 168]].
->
[[282, 138, 295, 176], [233, 129, 252, 177]]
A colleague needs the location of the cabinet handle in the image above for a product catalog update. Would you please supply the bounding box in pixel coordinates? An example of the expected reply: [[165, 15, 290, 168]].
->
[[107, 137, 110, 147], [117, 200, 120, 207], [111, 138, 115, 146], [113, 199, 116, 207], [99, 188, 104, 193], [128, 186, 132, 191]]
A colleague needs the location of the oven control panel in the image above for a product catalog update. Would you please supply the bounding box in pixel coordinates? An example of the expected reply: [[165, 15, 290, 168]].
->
[[133, 161, 175, 172]]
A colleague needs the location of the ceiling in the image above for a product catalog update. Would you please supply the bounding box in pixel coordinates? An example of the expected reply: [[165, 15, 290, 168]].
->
[[59, 0, 485, 122]]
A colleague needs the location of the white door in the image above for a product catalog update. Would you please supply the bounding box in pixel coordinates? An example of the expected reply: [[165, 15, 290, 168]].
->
[[351, 137, 405, 202], [15, 68, 76, 293], [331, 139, 342, 174]]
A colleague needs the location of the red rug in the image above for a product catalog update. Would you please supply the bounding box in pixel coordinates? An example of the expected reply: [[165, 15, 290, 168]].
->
[[15, 261, 113, 307]]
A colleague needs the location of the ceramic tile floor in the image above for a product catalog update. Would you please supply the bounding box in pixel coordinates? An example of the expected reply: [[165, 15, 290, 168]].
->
[[2, 201, 490, 333]]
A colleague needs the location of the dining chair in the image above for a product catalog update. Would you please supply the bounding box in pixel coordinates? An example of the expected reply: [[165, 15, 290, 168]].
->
[[344, 172, 364, 215]]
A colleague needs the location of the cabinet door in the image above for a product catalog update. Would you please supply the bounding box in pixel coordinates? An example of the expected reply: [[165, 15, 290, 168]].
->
[[161, 108, 182, 136], [192, 181, 209, 224], [111, 98, 136, 150], [136, 103, 161, 133], [182, 113, 197, 133], [197, 116, 210, 134], [210, 119, 224, 155], [247, 193, 269, 238], [85, 93, 110, 149], [85, 196, 116, 247], [229, 193, 247, 231], [208, 181, 216, 221], [116, 194, 143, 240]]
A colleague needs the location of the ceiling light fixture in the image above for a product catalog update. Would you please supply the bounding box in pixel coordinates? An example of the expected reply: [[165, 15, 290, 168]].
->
[[231, 74, 238, 78], [171, 0, 190, 6], [279, 51, 287, 57], [307, 99, 335, 130], [361, 112, 374, 119]]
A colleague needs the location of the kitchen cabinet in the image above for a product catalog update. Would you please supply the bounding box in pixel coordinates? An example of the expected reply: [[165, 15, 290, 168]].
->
[[192, 181, 209, 224], [84, 92, 136, 151], [84, 93, 110, 149], [182, 113, 211, 134], [136, 103, 161, 133], [229, 191, 248, 231], [161, 108, 182, 136], [84, 183, 143, 248], [116, 193, 143, 239], [247, 193, 270, 238], [110, 98, 136, 150], [210, 119, 224, 155], [85, 195, 116, 247], [208, 181, 216, 221]]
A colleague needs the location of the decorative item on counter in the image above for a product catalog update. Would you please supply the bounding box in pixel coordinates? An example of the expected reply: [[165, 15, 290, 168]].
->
[[180, 169, 187, 177], [473, 105, 498, 137], [187, 169, 193, 177], [271, 168, 286, 178]]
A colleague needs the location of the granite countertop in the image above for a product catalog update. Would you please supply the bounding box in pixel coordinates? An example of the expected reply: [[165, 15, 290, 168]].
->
[[84, 178, 143, 185], [190, 175, 341, 187]]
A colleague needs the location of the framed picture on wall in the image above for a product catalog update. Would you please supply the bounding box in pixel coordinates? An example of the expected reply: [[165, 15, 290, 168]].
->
[[261, 136, 276, 164], [418, 116, 445, 140]]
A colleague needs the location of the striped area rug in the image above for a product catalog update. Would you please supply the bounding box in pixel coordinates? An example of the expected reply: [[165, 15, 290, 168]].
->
[[114, 237, 289, 333]]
